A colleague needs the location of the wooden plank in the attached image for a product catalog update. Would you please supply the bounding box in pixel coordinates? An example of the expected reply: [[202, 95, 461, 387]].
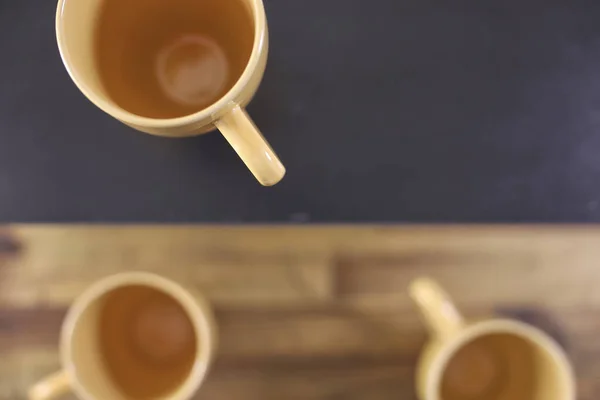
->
[[0, 227, 334, 307], [0, 226, 599, 399]]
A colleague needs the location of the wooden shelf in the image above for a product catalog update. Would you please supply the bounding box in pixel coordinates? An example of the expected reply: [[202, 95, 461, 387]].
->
[[0, 226, 598, 399]]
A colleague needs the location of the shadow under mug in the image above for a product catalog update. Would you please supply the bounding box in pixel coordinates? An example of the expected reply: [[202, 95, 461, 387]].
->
[[56, 0, 285, 186], [28, 272, 216, 400], [410, 278, 576, 400]]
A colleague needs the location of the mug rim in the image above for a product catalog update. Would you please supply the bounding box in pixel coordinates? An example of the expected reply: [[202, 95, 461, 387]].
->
[[55, 0, 266, 129], [60, 272, 215, 400], [425, 319, 576, 400]]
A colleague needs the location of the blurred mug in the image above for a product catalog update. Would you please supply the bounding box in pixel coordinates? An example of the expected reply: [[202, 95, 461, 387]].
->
[[410, 278, 575, 400], [29, 272, 216, 400], [56, 0, 285, 186]]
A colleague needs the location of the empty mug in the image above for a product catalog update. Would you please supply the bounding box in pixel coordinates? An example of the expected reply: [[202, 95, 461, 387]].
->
[[29, 272, 216, 400], [410, 278, 575, 400], [56, 0, 285, 186]]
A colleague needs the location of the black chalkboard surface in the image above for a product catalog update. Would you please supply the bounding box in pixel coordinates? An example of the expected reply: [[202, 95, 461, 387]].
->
[[2, 0, 600, 222]]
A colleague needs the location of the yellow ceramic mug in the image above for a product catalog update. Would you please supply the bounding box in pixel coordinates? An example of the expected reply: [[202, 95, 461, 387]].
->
[[410, 278, 575, 400], [56, 0, 285, 186], [28, 272, 216, 400]]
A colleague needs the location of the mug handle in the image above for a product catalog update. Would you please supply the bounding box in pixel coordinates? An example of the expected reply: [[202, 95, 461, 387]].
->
[[409, 278, 464, 339], [28, 370, 70, 400], [215, 105, 285, 186]]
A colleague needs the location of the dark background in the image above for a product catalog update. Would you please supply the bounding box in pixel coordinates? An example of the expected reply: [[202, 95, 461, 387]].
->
[[2, 0, 600, 222]]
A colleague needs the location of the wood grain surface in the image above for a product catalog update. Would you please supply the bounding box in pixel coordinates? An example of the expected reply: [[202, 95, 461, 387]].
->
[[0, 226, 598, 399]]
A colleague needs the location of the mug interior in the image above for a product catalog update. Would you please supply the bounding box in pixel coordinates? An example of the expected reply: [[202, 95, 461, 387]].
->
[[61, 273, 212, 400], [430, 322, 574, 400], [56, 0, 263, 126]]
